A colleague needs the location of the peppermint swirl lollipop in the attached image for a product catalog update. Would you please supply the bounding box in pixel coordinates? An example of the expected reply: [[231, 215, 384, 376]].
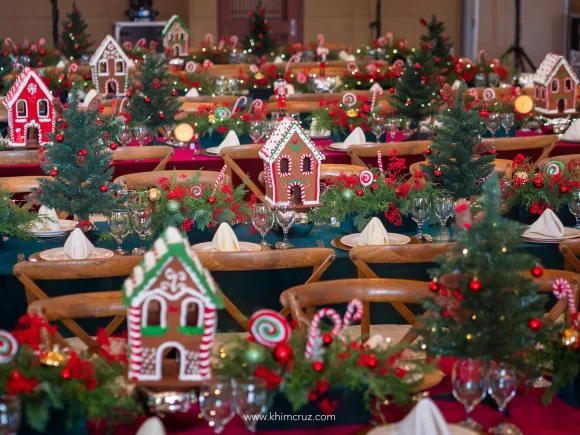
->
[[342, 92, 357, 108], [188, 185, 203, 198], [544, 161, 565, 177], [0, 330, 18, 363], [185, 61, 197, 73], [249, 310, 291, 348], [359, 170, 374, 187], [215, 107, 231, 120]]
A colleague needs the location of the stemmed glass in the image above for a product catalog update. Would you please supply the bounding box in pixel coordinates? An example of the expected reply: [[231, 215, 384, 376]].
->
[[568, 190, 580, 229], [452, 359, 486, 431], [163, 122, 176, 145], [371, 115, 386, 143], [130, 207, 153, 256], [500, 113, 514, 136], [133, 125, 149, 147], [233, 377, 269, 433], [410, 197, 430, 241], [486, 113, 501, 138], [488, 362, 521, 435], [403, 118, 413, 136], [388, 118, 399, 141], [275, 202, 296, 250], [434, 196, 454, 241], [108, 210, 131, 255], [117, 124, 132, 147], [199, 377, 235, 434], [252, 204, 274, 250], [262, 120, 275, 141], [249, 121, 263, 144]]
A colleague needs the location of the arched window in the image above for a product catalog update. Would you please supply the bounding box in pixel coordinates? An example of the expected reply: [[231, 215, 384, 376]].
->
[[115, 60, 124, 74], [37, 99, 48, 118], [552, 79, 559, 92], [141, 296, 167, 336], [534, 86, 539, 99], [180, 32, 185, 41], [16, 100, 27, 118], [169, 33, 174, 42], [278, 156, 291, 176], [99, 59, 108, 74], [541, 88, 546, 100], [566, 78, 573, 91], [179, 298, 204, 334], [301, 155, 312, 175]]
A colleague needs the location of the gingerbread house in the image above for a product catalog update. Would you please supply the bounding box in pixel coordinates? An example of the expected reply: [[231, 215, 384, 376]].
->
[[122, 227, 223, 386], [533, 53, 579, 115], [89, 35, 131, 97], [162, 15, 190, 57], [3, 66, 55, 148], [259, 117, 325, 205]]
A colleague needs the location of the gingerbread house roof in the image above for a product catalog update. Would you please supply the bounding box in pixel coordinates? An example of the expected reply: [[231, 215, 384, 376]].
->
[[89, 35, 132, 68], [162, 15, 190, 36], [3, 66, 53, 109], [122, 226, 223, 308], [259, 117, 325, 164], [533, 53, 579, 87]]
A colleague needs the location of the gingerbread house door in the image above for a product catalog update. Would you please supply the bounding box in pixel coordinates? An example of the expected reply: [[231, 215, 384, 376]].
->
[[173, 45, 180, 57], [558, 98, 565, 112], [290, 184, 303, 204], [106, 79, 119, 96]]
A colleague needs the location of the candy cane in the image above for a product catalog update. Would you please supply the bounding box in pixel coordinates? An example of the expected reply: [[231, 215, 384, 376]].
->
[[67, 63, 78, 78], [342, 299, 364, 329], [285, 55, 301, 75], [477, 49, 487, 64], [137, 38, 147, 48], [249, 64, 259, 73], [123, 41, 132, 50], [377, 37, 387, 47], [305, 308, 342, 359], [317, 34, 325, 47], [232, 96, 248, 113], [370, 87, 383, 112], [230, 35, 239, 48], [202, 59, 213, 68], [385, 32, 393, 45], [118, 97, 128, 114], [466, 88, 478, 98], [377, 151, 383, 173], [366, 64, 378, 74], [347, 62, 358, 73], [4, 38, 16, 52], [250, 99, 264, 113], [218, 39, 225, 51], [38, 38, 46, 48], [205, 33, 214, 47], [342, 92, 357, 107], [110, 98, 117, 115], [212, 165, 228, 195], [553, 279, 578, 325]]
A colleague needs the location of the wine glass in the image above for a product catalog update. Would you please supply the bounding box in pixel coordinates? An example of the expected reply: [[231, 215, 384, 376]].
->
[[486, 113, 501, 138], [388, 118, 399, 141], [452, 359, 486, 431], [199, 377, 235, 434], [275, 202, 296, 250], [108, 210, 131, 255], [130, 207, 153, 256], [249, 121, 263, 144], [500, 113, 514, 136], [252, 204, 274, 250], [403, 118, 413, 136], [133, 125, 149, 147], [568, 190, 580, 229], [163, 122, 176, 145], [488, 362, 521, 435], [434, 196, 454, 241], [410, 197, 430, 241], [371, 115, 386, 143], [233, 377, 268, 433], [117, 124, 132, 147], [262, 120, 275, 141]]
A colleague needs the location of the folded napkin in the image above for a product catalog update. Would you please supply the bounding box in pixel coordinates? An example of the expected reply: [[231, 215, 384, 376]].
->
[[358, 217, 389, 245], [286, 83, 295, 95], [561, 119, 580, 141], [523, 209, 565, 238], [332, 126, 366, 150], [338, 50, 356, 62], [217, 130, 240, 150], [185, 87, 200, 97], [136, 417, 166, 435], [82, 89, 98, 107], [274, 56, 284, 64], [211, 222, 240, 252], [396, 399, 450, 435], [64, 228, 94, 260], [34, 206, 60, 231]]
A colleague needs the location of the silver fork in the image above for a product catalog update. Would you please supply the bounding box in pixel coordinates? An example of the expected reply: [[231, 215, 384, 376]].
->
[[16, 253, 25, 263], [316, 240, 325, 248]]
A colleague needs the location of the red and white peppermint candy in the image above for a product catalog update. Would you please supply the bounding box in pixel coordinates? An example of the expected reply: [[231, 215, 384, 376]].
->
[[359, 170, 373, 187], [185, 61, 197, 73], [483, 88, 496, 101], [342, 92, 357, 107], [0, 330, 18, 363], [249, 64, 260, 74], [342, 299, 364, 329], [188, 185, 203, 198], [305, 308, 342, 359], [202, 59, 213, 68], [553, 278, 578, 326], [249, 310, 291, 348], [296, 72, 307, 84], [466, 88, 478, 98]]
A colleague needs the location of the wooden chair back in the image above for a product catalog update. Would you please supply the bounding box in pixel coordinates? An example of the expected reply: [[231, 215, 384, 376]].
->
[[347, 141, 431, 167], [281, 278, 435, 345], [536, 154, 580, 172], [113, 170, 231, 190], [0, 176, 48, 194], [219, 144, 266, 201], [490, 135, 558, 163], [409, 159, 513, 178], [263, 100, 392, 114], [0, 150, 40, 165], [527, 269, 580, 323], [112, 146, 174, 171]]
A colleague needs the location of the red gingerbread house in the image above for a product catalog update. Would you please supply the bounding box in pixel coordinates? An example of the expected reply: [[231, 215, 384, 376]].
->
[[162, 15, 190, 57], [122, 227, 223, 386], [533, 53, 579, 115], [3, 67, 55, 148], [259, 117, 325, 205]]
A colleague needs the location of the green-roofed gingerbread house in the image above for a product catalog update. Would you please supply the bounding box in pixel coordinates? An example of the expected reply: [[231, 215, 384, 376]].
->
[[122, 227, 223, 386], [162, 15, 190, 57]]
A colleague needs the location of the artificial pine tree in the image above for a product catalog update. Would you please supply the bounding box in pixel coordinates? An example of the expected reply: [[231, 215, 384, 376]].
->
[[421, 81, 495, 199], [126, 54, 181, 131], [35, 86, 124, 222], [243, 0, 275, 58], [60, 2, 93, 60], [420, 174, 556, 367], [419, 15, 453, 75]]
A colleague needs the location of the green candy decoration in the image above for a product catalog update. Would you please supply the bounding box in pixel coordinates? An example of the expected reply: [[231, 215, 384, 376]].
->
[[341, 188, 355, 201], [166, 199, 181, 214], [245, 342, 266, 364]]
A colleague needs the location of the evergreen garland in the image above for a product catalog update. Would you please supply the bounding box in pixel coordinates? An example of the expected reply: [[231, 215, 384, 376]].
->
[[243, 0, 275, 58], [59, 2, 93, 60], [0, 188, 37, 240]]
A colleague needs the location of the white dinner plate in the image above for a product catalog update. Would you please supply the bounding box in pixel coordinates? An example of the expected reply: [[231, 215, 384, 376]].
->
[[340, 233, 411, 247], [191, 242, 262, 252], [205, 146, 221, 155], [368, 423, 477, 435], [39, 247, 114, 261], [32, 220, 77, 238], [328, 141, 373, 151], [523, 227, 580, 242]]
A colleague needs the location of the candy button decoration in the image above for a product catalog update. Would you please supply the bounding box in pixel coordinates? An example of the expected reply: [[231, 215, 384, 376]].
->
[[359, 170, 374, 187], [544, 161, 565, 177], [249, 309, 291, 348], [215, 107, 231, 121], [185, 61, 197, 73], [0, 330, 19, 363]]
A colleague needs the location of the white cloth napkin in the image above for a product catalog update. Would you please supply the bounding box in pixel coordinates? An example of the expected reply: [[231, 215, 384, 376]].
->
[[82, 89, 98, 108], [523, 209, 565, 238], [217, 130, 240, 150], [309, 118, 330, 137], [274, 56, 284, 64], [333, 126, 366, 150], [211, 222, 240, 252], [185, 87, 200, 97], [56, 59, 66, 68], [63, 228, 94, 260], [338, 50, 356, 62], [396, 399, 450, 435], [286, 83, 295, 95], [561, 119, 580, 141], [358, 217, 389, 245], [34, 206, 60, 231], [136, 417, 166, 435]]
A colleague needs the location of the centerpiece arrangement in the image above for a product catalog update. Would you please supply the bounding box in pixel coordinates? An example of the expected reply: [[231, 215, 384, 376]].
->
[[337, 61, 398, 91], [0, 188, 37, 242]]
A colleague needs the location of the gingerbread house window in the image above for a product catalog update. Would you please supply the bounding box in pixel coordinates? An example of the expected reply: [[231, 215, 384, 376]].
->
[[301, 155, 312, 175], [115, 60, 125, 74], [37, 99, 49, 118], [535, 86, 539, 99], [278, 155, 291, 177], [99, 59, 108, 75], [142, 296, 167, 335], [180, 32, 186, 42], [552, 79, 559, 92], [566, 78, 573, 92], [541, 88, 546, 100], [169, 33, 174, 42], [16, 100, 27, 118], [180, 298, 204, 334]]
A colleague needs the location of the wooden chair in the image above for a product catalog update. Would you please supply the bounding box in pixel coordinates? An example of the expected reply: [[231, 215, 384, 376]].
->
[[490, 135, 558, 163], [409, 159, 513, 178], [348, 141, 431, 168], [281, 278, 435, 346], [536, 154, 580, 172], [111, 145, 174, 172], [113, 170, 232, 190], [526, 269, 580, 323], [0, 176, 48, 195], [219, 144, 266, 201], [0, 149, 40, 165], [258, 164, 368, 188]]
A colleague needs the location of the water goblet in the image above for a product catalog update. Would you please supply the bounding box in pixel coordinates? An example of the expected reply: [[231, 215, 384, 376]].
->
[[199, 377, 235, 434], [108, 210, 131, 255], [371, 115, 386, 143], [117, 124, 132, 147], [452, 359, 486, 431], [403, 118, 413, 135], [410, 197, 430, 241], [434, 195, 454, 241], [486, 113, 501, 138], [275, 202, 296, 250], [568, 190, 580, 229], [249, 121, 263, 144], [488, 362, 521, 435], [130, 207, 153, 256], [233, 377, 269, 433], [388, 118, 399, 141], [163, 122, 176, 145], [252, 204, 274, 250], [500, 113, 514, 136], [133, 125, 149, 147], [262, 120, 276, 141]]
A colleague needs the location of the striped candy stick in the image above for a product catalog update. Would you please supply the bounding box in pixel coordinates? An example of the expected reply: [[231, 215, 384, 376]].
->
[[212, 165, 228, 196], [232, 96, 248, 113], [285, 55, 301, 75], [377, 151, 383, 173], [370, 87, 383, 113], [553, 278, 578, 327], [341, 299, 364, 347], [305, 308, 342, 359]]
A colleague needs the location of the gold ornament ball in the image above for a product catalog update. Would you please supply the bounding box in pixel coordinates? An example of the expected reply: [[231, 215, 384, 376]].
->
[[512, 171, 529, 183], [346, 109, 358, 118], [148, 187, 161, 202], [562, 328, 580, 349], [208, 114, 217, 124]]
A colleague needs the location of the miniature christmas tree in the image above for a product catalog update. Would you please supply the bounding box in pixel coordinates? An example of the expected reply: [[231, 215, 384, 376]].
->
[[420, 174, 556, 366], [419, 15, 453, 75], [35, 86, 124, 222], [60, 2, 93, 60], [243, 0, 275, 58], [126, 53, 181, 131], [391, 47, 442, 126], [421, 81, 495, 199]]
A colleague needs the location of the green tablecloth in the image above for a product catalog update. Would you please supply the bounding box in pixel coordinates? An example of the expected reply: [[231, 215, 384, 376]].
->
[[0, 221, 565, 333]]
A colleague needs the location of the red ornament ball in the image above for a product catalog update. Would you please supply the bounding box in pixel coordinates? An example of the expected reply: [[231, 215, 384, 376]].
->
[[479, 109, 489, 118], [389, 87, 395, 93], [36, 189, 41, 195], [533, 175, 544, 188], [109, 142, 118, 150], [442, 310, 450, 318], [55, 134, 64, 143], [50, 169, 58, 177], [127, 91, 132, 98], [100, 184, 109, 193], [435, 57, 441, 62], [98, 104, 104, 113], [322, 333, 333, 346], [428, 281, 440, 292], [356, 189, 364, 197], [39, 156, 45, 162], [434, 169, 442, 177], [208, 196, 216, 204], [77, 150, 85, 156], [529, 318, 542, 331], [159, 112, 165, 120], [424, 147, 432, 156], [469, 279, 482, 292], [367, 355, 378, 369], [63, 103, 69, 109], [443, 95, 449, 101], [312, 361, 324, 372], [61, 122, 69, 129], [62, 368, 71, 379], [370, 183, 378, 192], [38, 147, 45, 153], [561, 185, 570, 193], [145, 97, 151, 103], [415, 63, 421, 70], [172, 90, 178, 97], [531, 266, 544, 278], [273, 344, 293, 365], [39, 49, 45, 56]]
